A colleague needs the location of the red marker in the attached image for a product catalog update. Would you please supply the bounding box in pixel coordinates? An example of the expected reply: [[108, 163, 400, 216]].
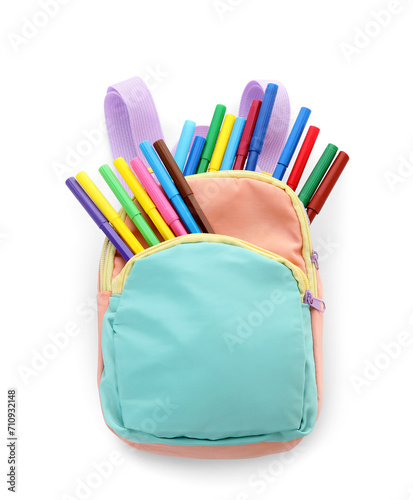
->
[[233, 99, 262, 170], [287, 126, 320, 191], [306, 151, 349, 223]]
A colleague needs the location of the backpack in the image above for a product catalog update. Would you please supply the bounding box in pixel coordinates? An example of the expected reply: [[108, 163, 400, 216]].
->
[[96, 77, 325, 459]]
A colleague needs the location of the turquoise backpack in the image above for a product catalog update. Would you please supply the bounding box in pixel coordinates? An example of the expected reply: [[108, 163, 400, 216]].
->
[[96, 77, 325, 459]]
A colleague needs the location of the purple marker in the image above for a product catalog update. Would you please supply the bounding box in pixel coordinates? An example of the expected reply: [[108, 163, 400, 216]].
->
[[65, 177, 134, 261]]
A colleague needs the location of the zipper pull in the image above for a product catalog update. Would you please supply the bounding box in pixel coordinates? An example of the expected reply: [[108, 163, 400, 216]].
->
[[304, 290, 326, 312], [311, 250, 319, 270]]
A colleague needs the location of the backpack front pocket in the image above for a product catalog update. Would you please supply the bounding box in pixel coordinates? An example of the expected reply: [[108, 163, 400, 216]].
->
[[100, 237, 318, 446]]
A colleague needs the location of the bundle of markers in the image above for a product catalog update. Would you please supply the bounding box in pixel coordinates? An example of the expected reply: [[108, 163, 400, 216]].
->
[[66, 83, 349, 261]]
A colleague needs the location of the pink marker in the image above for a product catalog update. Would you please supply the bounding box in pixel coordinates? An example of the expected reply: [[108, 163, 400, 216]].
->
[[130, 157, 188, 237]]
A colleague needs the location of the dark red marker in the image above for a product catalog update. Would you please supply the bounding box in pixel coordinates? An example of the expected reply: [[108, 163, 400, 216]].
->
[[233, 99, 262, 170], [306, 151, 349, 223]]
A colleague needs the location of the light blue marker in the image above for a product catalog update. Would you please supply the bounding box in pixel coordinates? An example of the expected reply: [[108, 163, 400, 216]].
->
[[220, 117, 246, 170], [183, 136, 206, 176], [139, 140, 201, 233], [174, 120, 196, 171], [273, 107, 311, 181]]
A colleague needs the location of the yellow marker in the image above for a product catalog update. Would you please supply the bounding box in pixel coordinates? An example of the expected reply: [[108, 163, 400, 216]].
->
[[113, 158, 175, 241], [76, 171, 144, 254], [208, 114, 236, 172]]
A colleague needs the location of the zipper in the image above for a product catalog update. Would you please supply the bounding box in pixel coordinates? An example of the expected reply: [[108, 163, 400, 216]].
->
[[304, 290, 326, 312], [188, 171, 317, 296], [99, 238, 109, 292], [311, 250, 319, 270], [109, 233, 310, 298]]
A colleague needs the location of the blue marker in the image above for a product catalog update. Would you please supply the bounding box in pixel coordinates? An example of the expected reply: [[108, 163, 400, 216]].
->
[[220, 117, 246, 171], [245, 83, 278, 171], [183, 136, 206, 176], [273, 107, 311, 181], [174, 120, 196, 171], [139, 141, 201, 233]]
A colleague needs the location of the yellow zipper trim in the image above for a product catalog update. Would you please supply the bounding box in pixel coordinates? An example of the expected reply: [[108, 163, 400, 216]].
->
[[188, 171, 317, 296], [99, 237, 116, 292], [110, 233, 309, 298], [99, 206, 129, 293], [99, 237, 109, 291]]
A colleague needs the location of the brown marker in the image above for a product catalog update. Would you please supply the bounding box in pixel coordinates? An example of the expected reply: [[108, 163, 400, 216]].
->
[[306, 151, 349, 223], [153, 139, 215, 234]]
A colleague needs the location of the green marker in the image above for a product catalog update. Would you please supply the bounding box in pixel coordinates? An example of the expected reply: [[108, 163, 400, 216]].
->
[[99, 164, 160, 247], [196, 104, 226, 173], [298, 144, 338, 207]]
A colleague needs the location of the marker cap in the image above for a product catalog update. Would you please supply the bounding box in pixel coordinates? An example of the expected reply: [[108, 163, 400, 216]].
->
[[99, 164, 140, 219], [75, 171, 119, 223], [65, 177, 106, 228], [184, 136, 206, 176], [237, 100, 262, 158], [298, 143, 339, 207], [139, 140, 180, 199], [175, 120, 196, 171], [201, 104, 227, 161], [220, 117, 246, 171], [286, 126, 320, 191], [307, 151, 349, 218], [130, 157, 176, 226], [66, 177, 135, 261], [209, 114, 236, 171], [113, 157, 156, 212], [153, 139, 192, 197], [249, 84, 278, 154], [277, 107, 312, 169], [196, 104, 226, 173]]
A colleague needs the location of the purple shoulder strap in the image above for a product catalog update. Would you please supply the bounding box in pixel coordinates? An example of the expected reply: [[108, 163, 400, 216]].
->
[[104, 76, 290, 186]]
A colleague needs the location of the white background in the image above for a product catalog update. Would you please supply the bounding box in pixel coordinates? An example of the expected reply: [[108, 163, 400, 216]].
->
[[1, 0, 413, 499]]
